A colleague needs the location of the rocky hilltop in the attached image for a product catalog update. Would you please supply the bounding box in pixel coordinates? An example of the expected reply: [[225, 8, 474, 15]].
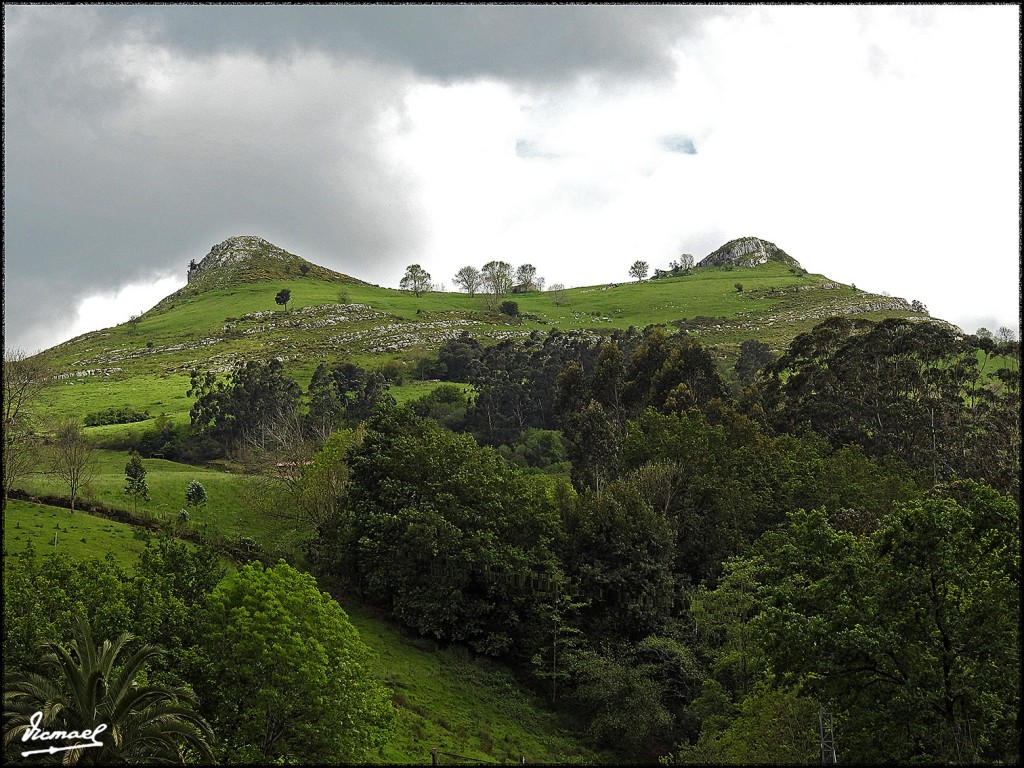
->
[[187, 235, 303, 280], [697, 236, 801, 269], [153, 236, 362, 311]]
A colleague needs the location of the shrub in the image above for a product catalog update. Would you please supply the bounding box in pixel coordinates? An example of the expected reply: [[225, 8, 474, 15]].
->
[[83, 406, 150, 427], [500, 300, 520, 318]]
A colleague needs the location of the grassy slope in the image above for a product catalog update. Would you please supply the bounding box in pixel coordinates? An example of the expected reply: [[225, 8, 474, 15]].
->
[[3, 499, 149, 569]]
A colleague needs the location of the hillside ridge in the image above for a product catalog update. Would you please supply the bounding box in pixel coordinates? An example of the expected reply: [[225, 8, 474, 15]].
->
[[153, 235, 364, 312]]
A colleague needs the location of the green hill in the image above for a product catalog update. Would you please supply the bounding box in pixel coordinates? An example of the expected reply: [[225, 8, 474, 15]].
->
[[34, 234, 935, 426]]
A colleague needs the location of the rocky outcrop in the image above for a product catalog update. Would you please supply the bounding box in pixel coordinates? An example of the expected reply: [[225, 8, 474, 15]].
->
[[698, 237, 801, 269], [191, 236, 301, 276]]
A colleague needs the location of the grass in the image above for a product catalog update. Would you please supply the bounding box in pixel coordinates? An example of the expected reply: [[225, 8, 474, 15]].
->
[[3, 499, 149, 569], [336, 597, 607, 765], [14, 450, 312, 559]]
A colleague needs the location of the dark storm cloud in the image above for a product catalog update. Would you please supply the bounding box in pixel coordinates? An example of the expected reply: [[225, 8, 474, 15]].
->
[[98, 5, 724, 84], [3, 4, 729, 352]]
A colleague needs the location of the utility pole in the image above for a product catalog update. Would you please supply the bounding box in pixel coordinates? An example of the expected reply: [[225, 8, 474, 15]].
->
[[819, 706, 837, 764]]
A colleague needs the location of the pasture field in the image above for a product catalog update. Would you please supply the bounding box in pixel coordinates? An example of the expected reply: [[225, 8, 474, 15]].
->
[[3, 499, 149, 569]]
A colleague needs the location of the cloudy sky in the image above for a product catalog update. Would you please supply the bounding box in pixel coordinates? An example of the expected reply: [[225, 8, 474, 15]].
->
[[4, 4, 1020, 354]]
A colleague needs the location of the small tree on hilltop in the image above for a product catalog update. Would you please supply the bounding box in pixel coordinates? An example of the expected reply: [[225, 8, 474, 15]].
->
[[550, 283, 568, 306], [453, 266, 482, 297], [275, 288, 291, 312], [482, 260, 514, 309], [629, 260, 649, 282], [124, 452, 150, 514], [400, 264, 432, 297], [515, 264, 537, 289]]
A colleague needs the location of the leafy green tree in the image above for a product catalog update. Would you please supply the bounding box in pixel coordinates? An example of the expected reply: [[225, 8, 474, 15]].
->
[[319, 407, 562, 656], [559, 478, 679, 643], [4, 616, 215, 765], [481, 260, 514, 307], [750, 482, 1020, 763], [672, 682, 818, 765], [399, 264, 432, 297], [629, 260, 649, 282], [184, 480, 206, 513], [453, 265, 482, 297], [274, 287, 291, 311], [188, 359, 303, 456], [567, 646, 673, 756], [500, 299, 520, 317], [759, 317, 1018, 494], [198, 561, 394, 763], [515, 263, 537, 287], [123, 452, 149, 514]]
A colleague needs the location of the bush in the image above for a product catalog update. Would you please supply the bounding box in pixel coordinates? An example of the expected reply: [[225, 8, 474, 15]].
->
[[500, 300, 520, 318], [83, 406, 150, 427]]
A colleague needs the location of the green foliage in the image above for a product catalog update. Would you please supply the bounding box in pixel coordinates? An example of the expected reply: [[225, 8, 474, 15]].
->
[[4, 616, 215, 765], [184, 479, 206, 510], [749, 481, 1020, 763], [629, 260, 649, 282], [760, 316, 1021, 498], [274, 287, 291, 310], [733, 339, 774, 385], [84, 406, 150, 426], [123, 452, 150, 513], [198, 561, 395, 763], [188, 358, 302, 456], [400, 264, 432, 297], [672, 682, 818, 764], [319, 407, 563, 657], [500, 299, 520, 317]]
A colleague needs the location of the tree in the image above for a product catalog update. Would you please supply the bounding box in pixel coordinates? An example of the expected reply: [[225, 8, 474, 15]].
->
[[996, 325, 1017, 344], [733, 339, 774, 385], [629, 260, 649, 282], [750, 482, 1020, 763], [199, 561, 395, 764], [549, 283, 569, 306], [3, 349, 50, 508], [123, 452, 150, 514], [188, 359, 303, 456], [482, 260, 514, 308], [184, 480, 207, 515], [516, 263, 538, 288], [319, 407, 562, 656], [453, 266, 483, 297], [500, 300, 520, 317], [50, 419, 98, 511], [4, 616, 215, 764], [274, 288, 291, 311], [679, 253, 694, 272], [399, 264, 432, 297]]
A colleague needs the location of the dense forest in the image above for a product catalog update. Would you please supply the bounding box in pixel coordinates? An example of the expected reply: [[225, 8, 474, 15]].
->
[[4, 316, 1020, 764]]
